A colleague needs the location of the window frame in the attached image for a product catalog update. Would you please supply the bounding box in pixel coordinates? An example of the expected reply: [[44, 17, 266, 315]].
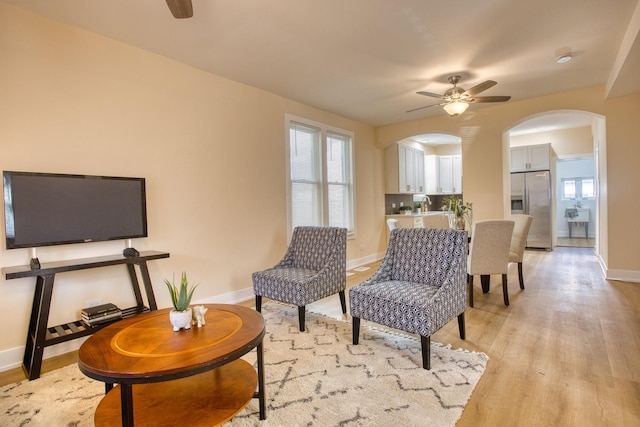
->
[[561, 176, 596, 200], [285, 114, 355, 240]]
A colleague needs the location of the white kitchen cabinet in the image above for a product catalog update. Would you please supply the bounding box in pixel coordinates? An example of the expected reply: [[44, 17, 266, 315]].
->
[[385, 144, 425, 193], [438, 156, 453, 193], [452, 155, 462, 193], [434, 155, 462, 194], [415, 149, 425, 193], [510, 143, 550, 172], [425, 155, 438, 194]]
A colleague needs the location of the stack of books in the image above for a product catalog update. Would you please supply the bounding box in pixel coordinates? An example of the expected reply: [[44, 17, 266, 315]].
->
[[81, 303, 122, 327]]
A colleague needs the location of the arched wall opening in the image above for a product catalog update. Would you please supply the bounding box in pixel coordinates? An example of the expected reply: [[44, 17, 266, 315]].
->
[[502, 110, 606, 257]]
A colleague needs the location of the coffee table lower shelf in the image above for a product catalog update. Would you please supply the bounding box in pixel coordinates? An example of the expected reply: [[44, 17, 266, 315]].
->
[[94, 359, 257, 426]]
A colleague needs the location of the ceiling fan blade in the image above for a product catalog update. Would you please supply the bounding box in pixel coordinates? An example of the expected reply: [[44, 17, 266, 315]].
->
[[469, 95, 512, 103], [166, 0, 193, 19], [406, 103, 443, 113], [463, 80, 497, 97], [417, 91, 446, 99]]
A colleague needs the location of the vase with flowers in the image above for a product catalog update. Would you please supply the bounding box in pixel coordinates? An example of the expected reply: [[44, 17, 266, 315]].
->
[[442, 195, 473, 230]]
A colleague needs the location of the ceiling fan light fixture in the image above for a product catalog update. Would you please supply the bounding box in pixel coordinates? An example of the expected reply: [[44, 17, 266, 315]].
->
[[443, 101, 469, 116]]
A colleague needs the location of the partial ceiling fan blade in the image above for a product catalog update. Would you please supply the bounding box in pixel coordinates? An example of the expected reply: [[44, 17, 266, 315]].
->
[[469, 95, 512, 103], [417, 91, 446, 99], [166, 0, 193, 19], [463, 80, 497, 97], [406, 103, 444, 113]]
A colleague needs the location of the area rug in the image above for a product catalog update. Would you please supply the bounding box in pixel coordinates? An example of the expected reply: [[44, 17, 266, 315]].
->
[[0, 302, 487, 426]]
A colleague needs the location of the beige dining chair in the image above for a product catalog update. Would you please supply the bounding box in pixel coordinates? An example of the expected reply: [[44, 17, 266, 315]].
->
[[467, 220, 515, 306], [387, 218, 400, 231], [423, 214, 450, 229], [509, 214, 534, 289]]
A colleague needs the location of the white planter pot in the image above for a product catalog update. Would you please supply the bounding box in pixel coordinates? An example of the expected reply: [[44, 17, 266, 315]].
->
[[169, 308, 192, 331]]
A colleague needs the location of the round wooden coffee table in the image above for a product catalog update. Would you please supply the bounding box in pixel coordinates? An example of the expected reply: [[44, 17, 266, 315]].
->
[[78, 304, 265, 426]]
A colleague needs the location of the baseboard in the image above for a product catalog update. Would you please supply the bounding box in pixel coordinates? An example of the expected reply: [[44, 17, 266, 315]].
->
[[605, 268, 640, 283], [556, 232, 594, 239], [0, 337, 89, 374], [347, 252, 384, 270]]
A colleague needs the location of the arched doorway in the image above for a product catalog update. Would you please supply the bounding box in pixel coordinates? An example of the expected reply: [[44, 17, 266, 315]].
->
[[396, 133, 462, 211], [505, 110, 606, 256]]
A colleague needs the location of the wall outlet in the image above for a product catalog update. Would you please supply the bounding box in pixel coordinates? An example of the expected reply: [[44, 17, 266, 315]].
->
[[84, 299, 102, 308], [392, 203, 396, 208]]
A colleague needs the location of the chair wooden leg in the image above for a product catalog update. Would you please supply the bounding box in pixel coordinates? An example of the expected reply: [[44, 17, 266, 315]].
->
[[458, 312, 466, 340], [298, 306, 306, 331], [468, 274, 474, 308], [481, 275, 490, 293], [421, 335, 431, 370], [352, 317, 360, 345], [339, 290, 347, 314], [502, 274, 510, 306], [255, 295, 262, 312], [518, 262, 525, 289]]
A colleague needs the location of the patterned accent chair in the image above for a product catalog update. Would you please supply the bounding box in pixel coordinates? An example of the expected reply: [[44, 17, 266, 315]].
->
[[349, 228, 468, 370], [253, 226, 347, 331], [467, 220, 515, 307], [509, 214, 533, 289]]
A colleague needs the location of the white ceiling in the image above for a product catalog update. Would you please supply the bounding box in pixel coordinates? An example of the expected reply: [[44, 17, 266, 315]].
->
[[3, 0, 640, 130]]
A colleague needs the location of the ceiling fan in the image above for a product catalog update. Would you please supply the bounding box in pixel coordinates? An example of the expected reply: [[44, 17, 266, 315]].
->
[[408, 75, 511, 116], [166, 0, 193, 19]]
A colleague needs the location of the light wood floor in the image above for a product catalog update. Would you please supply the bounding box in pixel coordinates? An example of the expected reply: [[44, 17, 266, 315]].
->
[[557, 237, 595, 247], [2, 247, 638, 426]]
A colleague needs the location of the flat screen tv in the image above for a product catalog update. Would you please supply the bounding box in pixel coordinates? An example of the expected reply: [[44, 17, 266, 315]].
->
[[3, 171, 147, 250]]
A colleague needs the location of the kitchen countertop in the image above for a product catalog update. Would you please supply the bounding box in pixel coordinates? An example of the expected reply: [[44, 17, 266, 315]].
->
[[386, 212, 448, 217]]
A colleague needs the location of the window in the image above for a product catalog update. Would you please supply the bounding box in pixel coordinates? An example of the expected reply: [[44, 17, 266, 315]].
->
[[562, 177, 595, 200], [286, 115, 354, 236]]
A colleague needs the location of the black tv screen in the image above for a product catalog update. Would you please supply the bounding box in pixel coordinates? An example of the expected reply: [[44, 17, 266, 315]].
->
[[3, 171, 148, 249]]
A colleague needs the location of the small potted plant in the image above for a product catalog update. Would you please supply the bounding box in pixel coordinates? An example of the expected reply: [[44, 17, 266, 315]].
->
[[399, 205, 413, 215], [413, 201, 423, 213], [165, 272, 198, 331]]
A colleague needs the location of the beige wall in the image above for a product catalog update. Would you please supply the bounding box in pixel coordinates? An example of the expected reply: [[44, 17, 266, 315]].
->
[[0, 5, 385, 362], [377, 87, 640, 278]]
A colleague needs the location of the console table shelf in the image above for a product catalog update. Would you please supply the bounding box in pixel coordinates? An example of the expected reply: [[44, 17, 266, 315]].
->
[[43, 305, 150, 346], [2, 250, 170, 380]]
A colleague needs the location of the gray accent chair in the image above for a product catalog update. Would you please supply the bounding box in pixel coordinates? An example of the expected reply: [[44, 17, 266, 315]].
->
[[253, 226, 347, 331], [349, 228, 468, 370], [509, 214, 534, 289], [468, 220, 515, 307]]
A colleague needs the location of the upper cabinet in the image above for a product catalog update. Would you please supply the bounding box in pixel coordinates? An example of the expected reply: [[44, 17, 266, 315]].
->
[[510, 143, 551, 172], [385, 144, 425, 193], [425, 154, 462, 194]]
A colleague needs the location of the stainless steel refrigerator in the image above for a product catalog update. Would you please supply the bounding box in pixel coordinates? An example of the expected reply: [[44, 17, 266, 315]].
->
[[510, 171, 552, 249]]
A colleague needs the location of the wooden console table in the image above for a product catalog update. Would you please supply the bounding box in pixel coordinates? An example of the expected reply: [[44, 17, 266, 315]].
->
[[78, 304, 266, 426], [1, 250, 170, 380]]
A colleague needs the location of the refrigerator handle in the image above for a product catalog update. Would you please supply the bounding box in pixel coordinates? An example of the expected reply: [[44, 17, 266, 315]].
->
[[524, 187, 529, 214]]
